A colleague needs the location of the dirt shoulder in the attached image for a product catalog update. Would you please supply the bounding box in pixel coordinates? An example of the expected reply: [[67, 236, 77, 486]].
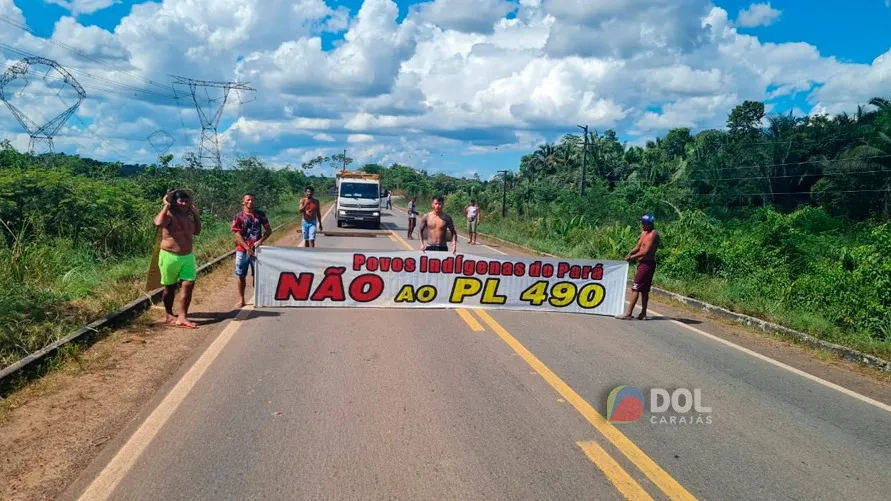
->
[[0, 214, 311, 501]]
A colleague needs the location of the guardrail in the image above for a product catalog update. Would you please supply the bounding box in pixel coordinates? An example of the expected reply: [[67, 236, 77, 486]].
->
[[0, 216, 304, 396]]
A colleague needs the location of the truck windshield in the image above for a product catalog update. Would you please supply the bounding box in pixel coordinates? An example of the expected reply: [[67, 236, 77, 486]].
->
[[339, 183, 379, 199]]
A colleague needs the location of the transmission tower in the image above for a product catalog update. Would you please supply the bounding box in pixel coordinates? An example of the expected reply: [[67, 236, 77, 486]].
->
[[147, 129, 175, 162], [171, 76, 254, 169], [0, 57, 86, 155]]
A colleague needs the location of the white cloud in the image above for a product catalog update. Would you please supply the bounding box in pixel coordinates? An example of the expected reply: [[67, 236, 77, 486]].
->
[[0, 0, 889, 177], [413, 0, 516, 34], [735, 3, 782, 28], [45, 0, 120, 17], [543, 0, 713, 58], [348, 133, 375, 143], [236, 0, 418, 97]]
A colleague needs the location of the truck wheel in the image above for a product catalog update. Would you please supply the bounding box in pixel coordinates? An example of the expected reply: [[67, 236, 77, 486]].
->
[[337, 220, 343, 228]]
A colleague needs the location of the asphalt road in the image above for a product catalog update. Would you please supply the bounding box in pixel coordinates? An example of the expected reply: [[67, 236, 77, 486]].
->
[[63, 206, 891, 501]]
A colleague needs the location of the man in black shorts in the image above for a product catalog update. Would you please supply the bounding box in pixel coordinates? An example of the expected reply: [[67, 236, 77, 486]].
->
[[417, 195, 457, 253]]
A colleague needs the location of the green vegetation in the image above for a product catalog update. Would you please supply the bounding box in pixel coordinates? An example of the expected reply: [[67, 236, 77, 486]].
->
[[0, 142, 331, 368], [380, 98, 891, 359]]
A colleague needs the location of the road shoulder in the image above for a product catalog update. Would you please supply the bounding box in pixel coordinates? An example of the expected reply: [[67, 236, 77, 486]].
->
[[393, 199, 890, 400], [0, 215, 310, 501]]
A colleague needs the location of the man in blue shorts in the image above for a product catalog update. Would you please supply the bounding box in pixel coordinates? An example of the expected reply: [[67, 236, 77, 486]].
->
[[232, 193, 272, 307], [299, 186, 323, 247]]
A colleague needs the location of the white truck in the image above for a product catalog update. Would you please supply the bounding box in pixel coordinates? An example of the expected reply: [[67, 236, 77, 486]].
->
[[335, 170, 382, 228]]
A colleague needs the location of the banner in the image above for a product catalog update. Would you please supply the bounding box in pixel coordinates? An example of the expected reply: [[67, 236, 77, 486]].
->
[[254, 247, 629, 316]]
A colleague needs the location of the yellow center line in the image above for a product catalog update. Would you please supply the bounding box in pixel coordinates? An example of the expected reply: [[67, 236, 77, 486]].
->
[[472, 309, 697, 501], [456, 308, 485, 332], [387, 225, 415, 251], [386, 223, 480, 332], [577, 441, 654, 501]]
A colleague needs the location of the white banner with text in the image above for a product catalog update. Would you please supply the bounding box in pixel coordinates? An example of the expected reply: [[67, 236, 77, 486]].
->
[[254, 247, 629, 316]]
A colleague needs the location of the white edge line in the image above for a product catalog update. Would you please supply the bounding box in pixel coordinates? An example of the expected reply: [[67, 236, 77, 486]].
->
[[642, 305, 891, 414], [394, 201, 890, 414], [77, 306, 254, 501], [79, 203, 332, 499]]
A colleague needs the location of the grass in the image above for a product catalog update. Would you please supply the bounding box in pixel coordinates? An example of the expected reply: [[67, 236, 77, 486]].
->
[[393, 197, 891, 361], [0, 195, 326, 369]]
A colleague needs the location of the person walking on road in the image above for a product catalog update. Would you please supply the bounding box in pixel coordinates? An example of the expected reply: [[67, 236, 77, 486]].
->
[[617, 213, 661, 321], [231, 193, 272, 308], [153, 190, 201, 329], [418, 195, 458, 253], [299, 186, 323, 248], [407, 196, 419, 239], [386, 191, 392, 209], [464, 200, 481, 245]]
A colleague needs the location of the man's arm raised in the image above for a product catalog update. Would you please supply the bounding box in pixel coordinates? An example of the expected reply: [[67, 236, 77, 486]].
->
[[153, 198, 171, 228], [190, 203, 201, 236]]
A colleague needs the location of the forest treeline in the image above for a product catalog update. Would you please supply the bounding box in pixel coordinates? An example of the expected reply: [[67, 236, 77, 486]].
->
[[0, 143, 330, 367], [368, 98, 891, 357]]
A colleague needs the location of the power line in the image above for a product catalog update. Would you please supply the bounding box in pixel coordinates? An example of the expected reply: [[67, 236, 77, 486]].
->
[[690, 168, 891, 183], [686, 154, 891, 174], [685, 188, 890, 197], [0, 46, 176, 100], [0, 14, 172, 93], [170, 75, 255, 169]]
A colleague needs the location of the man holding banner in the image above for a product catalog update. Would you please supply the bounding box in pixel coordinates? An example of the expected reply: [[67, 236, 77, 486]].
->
[[417, 195, 458, 253], [617, 213, 661, 321], [232, 193, 272, 308]]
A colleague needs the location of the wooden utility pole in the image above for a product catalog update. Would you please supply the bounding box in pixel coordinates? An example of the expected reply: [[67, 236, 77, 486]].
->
[[578, 124, 588, 196], [497, 170, 509, 217]]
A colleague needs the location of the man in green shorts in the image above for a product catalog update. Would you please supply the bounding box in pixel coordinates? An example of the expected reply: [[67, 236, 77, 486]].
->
[[154, 190, 202, 328]]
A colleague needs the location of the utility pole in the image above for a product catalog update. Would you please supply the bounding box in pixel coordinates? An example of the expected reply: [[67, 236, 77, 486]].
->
[[497, 170, 509, 217], [578, 124, 588, 197], [342, 149, 347, 172]]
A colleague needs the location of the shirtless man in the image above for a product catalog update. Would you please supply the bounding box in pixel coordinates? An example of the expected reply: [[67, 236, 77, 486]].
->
[[153, 190, 201, 328], [417, 195, 458, 253], [464, 200, 481, 245], [299, 186, 323, 247], [617, 213, 660, 320]]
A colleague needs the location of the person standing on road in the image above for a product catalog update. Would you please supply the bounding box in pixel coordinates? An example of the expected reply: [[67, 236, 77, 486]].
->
[[231, 193, 272, 308], [464, 200, 481, 245], [617, 213, 661, 321], [153, 190, 201, 329], [386, 191, 392, 209], [299, 186, 323, 248], [407, 196, 419, 239], [417, 195, 458, 253]]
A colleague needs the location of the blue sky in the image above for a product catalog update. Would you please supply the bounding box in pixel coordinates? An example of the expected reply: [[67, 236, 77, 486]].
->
[[3, 0, 891, 178]]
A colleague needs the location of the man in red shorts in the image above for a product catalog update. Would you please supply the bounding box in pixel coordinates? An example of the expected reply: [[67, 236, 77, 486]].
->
[[617, 213, 660, 320]]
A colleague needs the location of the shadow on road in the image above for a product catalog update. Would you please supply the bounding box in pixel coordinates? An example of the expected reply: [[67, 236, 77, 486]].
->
[[666, 316, 703, 325]]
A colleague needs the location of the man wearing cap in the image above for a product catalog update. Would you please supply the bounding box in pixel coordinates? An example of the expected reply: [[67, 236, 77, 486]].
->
[[617, 213, 660, 320]]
